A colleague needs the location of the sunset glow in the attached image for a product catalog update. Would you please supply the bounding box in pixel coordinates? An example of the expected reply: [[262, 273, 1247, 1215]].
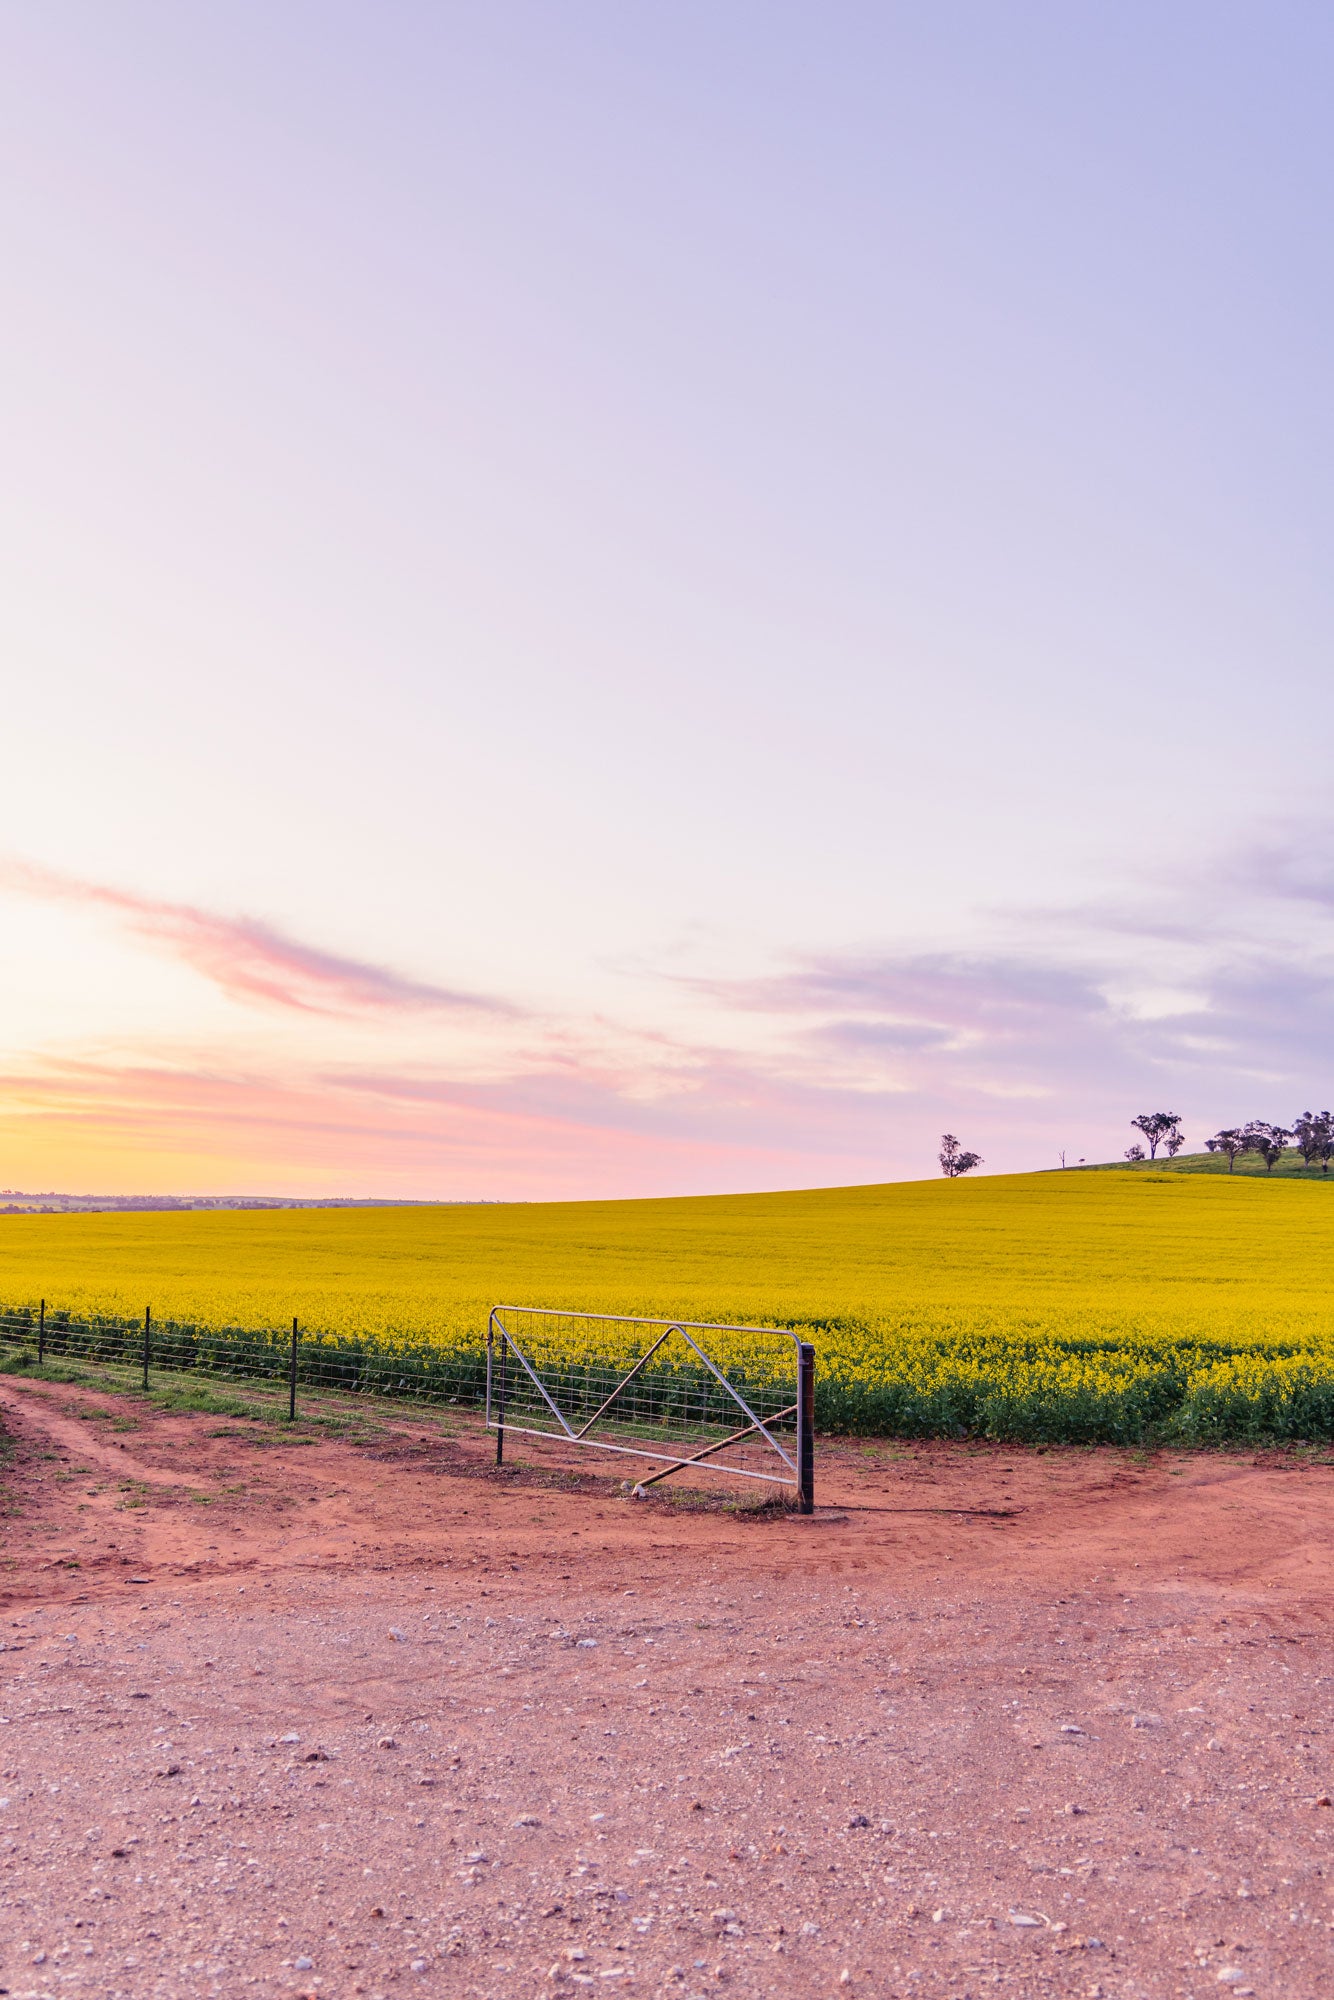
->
[[3, 7, 1332, 1196]]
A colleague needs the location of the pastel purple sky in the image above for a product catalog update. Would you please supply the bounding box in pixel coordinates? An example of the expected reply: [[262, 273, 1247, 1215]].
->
[[3, 4, 1333, 1196]]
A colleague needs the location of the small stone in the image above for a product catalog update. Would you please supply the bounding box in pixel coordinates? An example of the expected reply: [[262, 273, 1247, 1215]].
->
[[1131, 1713, 1162, 1729], [294, 1957, 314, 1970], [1207, 1738, 1225, 1752], [389, 1628, 408, 1642], [378, 1736, 399, 1749], [577, 1638, 598, 1648], [1216, 1971, 1246, 1986], [279, 1731, 300, 1744], [1064, 1802, 1087, 1815], [931, 1908, 944, 1923], [1009, 1913, 1041, 1927], [1060, 1723, 1085, 1735], [840, 1974, 853, 1987], [515, 1814, 541, 1827], [1315, 1793, 1332, 1807], [411, 1959, 428, 1973], [847, 1812, 870, 1828]]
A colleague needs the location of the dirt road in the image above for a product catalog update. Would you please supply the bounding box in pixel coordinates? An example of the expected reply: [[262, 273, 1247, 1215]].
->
[[1, 1372, 1331, 2000]]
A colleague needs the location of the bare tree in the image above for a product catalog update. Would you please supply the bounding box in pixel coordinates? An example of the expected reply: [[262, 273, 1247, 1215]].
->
[[1124, 1143, 1146, 1162], [1206, 1128, 1248, 1172], [1130, 1112, 1184, 1161], [1242, 1121, 1291, 1173], [939, 1134, 983, 1178]]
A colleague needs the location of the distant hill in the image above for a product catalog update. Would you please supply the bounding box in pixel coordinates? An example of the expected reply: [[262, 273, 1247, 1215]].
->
[[1074, 1149, 1334, 1181], [0, 1192, 472, 1214]]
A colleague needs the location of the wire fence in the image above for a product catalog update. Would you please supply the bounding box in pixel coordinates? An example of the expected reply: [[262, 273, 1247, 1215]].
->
[[0, 1298, 816, 1507], [0, 1300, 488, 1412]]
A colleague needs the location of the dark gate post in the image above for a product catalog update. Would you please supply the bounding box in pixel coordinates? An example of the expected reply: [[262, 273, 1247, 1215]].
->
[[38, 1298, 45, 1366], [495, 1329, 506, 1467], [796, 1342, 815, 1514], [289, 1317, 298, 1422], [142, 1306, 151, 1392]]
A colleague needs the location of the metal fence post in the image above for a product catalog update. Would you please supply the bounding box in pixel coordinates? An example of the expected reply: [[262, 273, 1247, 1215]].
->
[[38, 1298, 45, 1365], [289, 1317, 298, 1421], [142, 1306, 151, 1392], [494, 1325, 506, 1467], [796, 1341, 815, 1514]]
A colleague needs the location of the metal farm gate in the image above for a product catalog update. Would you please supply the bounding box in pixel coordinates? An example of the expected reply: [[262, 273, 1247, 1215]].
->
[[486, 1305, 814, 1512]]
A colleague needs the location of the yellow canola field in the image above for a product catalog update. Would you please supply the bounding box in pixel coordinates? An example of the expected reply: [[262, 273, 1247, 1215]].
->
[[2, 1170, 1333, 1442]]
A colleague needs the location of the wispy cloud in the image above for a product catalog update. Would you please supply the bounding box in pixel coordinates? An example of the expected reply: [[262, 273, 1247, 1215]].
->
[[0, 859, 517, 1020], [697, 840, 1334, 1131]]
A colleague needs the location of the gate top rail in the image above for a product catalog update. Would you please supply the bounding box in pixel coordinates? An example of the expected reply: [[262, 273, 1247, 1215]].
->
[[490, 1303, 805, 1347]]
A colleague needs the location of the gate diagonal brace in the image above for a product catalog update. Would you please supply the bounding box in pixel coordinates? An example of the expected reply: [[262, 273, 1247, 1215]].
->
[[493, 1321, 578, 1437], [630, 1403, 798, 1493], [573, 1327, 676, 1438]]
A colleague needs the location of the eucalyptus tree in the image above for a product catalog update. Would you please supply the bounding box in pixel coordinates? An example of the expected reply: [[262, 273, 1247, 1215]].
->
[[1293, 1110, 1334, 1172], [1242, 1121, 1291, 1172], [1205, 1128, 1248, 1172], [939, 1134, 983, 1178], [1130, 1112, 1184, 1160]]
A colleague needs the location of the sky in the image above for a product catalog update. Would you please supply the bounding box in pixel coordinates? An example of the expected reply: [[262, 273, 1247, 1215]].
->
[[2, 2, 1334, 1199]]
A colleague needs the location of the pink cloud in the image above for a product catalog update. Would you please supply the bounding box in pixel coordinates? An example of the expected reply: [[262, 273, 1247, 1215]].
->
[[0, 1054, 865, 1199], [1, 859, 515, 1019]]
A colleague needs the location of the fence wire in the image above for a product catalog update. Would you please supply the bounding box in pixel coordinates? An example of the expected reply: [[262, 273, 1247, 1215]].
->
[[0, 1302, 486, 1408]]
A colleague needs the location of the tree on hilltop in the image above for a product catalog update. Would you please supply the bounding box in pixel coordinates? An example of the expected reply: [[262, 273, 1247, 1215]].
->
[[1292, 1111, 1334, 1172], [1130, 1112, 1184, 1160], [1124, 1143, 1146, 1162], [939, 1134, 982, 1178], [1242, 1120, 1291, 1172], [1206, 1128, 1248, 1172]]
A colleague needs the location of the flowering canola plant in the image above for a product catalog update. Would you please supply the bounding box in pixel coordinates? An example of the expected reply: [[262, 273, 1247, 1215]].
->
[[2, 1169, 1334, 1442]]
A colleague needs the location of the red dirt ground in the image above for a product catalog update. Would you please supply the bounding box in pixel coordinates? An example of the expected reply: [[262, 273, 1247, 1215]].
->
[[1, 1372, 1332, 2000]]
